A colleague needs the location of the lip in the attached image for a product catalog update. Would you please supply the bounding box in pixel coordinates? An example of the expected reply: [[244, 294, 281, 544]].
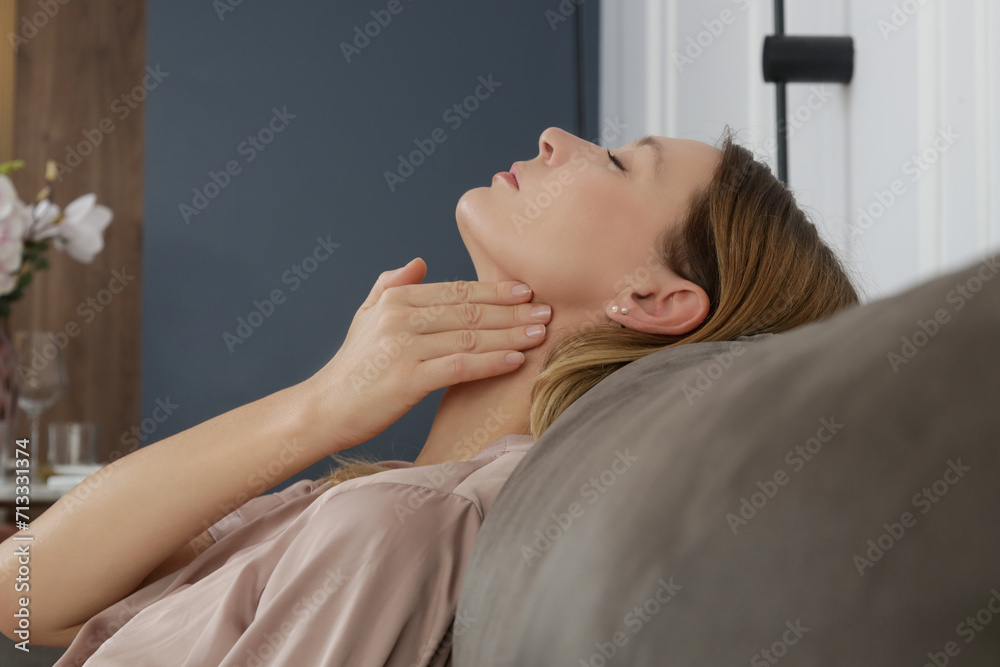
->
[[509, 162, 521, 189], [493, 171, 518, 189]]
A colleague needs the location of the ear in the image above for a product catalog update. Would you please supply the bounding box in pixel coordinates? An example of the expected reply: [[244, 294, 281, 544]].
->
[[605, 276, 710, 336]]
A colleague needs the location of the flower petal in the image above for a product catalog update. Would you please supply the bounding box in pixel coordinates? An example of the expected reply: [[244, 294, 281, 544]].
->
[[63, 193, 97, 221]]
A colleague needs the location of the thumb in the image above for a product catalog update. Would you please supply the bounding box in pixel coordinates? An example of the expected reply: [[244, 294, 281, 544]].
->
[[362, 257, 426, 308]]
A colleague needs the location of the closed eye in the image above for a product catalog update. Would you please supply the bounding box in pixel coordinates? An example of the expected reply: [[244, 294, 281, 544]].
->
[[607, 149, 627, 173]]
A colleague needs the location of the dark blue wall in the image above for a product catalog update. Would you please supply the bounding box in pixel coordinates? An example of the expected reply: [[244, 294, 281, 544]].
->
[[141, 0, 599, 492]]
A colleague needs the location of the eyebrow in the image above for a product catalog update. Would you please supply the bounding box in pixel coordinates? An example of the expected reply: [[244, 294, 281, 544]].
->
[[635, 134, 664, 179]]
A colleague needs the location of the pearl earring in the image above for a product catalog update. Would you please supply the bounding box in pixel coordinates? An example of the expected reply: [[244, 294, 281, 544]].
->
[[610, 304, 628, 328]]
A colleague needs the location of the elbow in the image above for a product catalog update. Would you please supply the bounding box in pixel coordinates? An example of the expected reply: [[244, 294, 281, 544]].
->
[[0, 546, 82, 648], [0, 608, 83, 649]]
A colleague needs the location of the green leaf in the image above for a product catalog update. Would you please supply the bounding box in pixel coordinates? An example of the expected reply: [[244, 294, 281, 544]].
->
[[0, 159, 25, 175]]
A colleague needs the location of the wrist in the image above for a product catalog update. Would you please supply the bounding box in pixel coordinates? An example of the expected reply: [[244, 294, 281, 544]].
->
[[282, 373, 359, 455]]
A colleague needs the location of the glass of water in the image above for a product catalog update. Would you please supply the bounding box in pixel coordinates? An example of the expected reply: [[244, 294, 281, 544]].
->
[[14, 331, 69, 483]]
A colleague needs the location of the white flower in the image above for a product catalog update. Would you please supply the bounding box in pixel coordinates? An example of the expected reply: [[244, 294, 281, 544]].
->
[[43, 193, 113, 264], [0, 174, 31, 296], [28, 198, 62, 241]]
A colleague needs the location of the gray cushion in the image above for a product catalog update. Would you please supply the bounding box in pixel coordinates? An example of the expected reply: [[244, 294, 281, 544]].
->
[[454, 254, 1000, 666]]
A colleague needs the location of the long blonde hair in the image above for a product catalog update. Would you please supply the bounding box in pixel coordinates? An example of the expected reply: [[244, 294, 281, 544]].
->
[[319, 127, 861, 487]]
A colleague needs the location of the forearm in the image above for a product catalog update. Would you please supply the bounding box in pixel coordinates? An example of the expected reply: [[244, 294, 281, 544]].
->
[[0, 380, 350, 638]]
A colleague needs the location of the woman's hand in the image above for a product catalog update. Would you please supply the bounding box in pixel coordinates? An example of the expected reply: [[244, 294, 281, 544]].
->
[[302, 257, 552, 450]]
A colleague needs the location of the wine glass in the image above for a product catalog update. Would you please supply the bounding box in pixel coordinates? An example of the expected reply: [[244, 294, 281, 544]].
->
[[14, 331, 69, 483]]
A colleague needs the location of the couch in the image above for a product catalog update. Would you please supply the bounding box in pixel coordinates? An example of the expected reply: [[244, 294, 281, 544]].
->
[[453, 253, 1000, 665]]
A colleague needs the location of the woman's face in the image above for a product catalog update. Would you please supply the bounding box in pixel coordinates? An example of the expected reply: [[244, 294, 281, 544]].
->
[[456, 127, 723, 335]]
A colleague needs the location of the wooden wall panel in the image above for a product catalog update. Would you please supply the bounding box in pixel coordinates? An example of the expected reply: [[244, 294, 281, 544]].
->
[[7, 0, 145, 466]]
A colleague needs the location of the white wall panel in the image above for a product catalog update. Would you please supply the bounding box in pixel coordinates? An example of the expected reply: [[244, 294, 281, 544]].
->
[[601, 0, 1000, 303]]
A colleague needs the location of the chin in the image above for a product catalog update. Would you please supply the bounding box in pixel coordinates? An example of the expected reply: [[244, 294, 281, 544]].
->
[[455, 188, 523, 285]]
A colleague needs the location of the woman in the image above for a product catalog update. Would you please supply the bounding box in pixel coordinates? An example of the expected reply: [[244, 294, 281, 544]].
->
[[0, 126, 859, 665]]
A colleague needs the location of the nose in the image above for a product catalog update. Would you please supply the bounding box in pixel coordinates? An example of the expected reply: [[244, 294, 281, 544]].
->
[[538, 127, 586, 168]]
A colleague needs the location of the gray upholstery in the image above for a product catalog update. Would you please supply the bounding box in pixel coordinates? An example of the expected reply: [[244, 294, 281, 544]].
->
[[454, 254, 1000, 666]]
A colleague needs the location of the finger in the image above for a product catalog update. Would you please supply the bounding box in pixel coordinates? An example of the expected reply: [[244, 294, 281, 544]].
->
[[415, 323, 547, 361], [360, 257, 426, 310], [392, 278, 534, 310], [415, 349, 527, 392], [408, 300, 551, 336]]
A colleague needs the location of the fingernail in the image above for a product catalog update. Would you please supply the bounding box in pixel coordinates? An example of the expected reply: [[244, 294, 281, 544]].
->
[[530, 304, 551, 320], [526, 324, 545, 337], [512, 283, 531, 296], [505, 351, 524, 365]]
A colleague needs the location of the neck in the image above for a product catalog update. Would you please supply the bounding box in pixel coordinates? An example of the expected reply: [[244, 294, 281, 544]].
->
[[411, 341, 550, 467]]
